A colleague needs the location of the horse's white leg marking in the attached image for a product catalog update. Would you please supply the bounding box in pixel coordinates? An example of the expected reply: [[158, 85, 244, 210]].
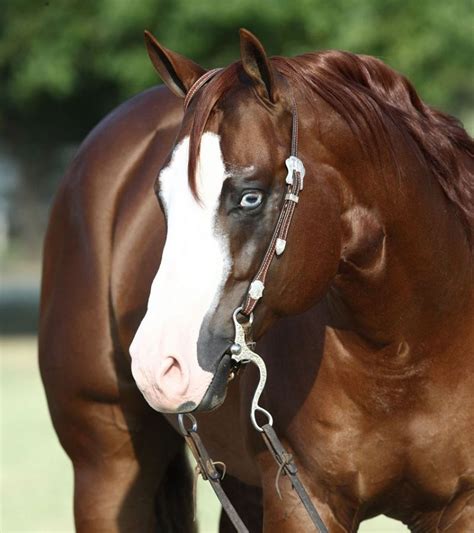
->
[[129, 133, 231, 412]]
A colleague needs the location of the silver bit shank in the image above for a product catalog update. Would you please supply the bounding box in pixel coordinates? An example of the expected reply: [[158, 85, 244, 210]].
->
[[231, 307, 273, 431]]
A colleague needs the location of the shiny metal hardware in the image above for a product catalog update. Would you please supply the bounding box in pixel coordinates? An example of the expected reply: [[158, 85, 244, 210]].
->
[[178, 412, 198, 435], [230, 343, 242, 355], [275, 238, 286, 256], [285, 193, 299, 203], [230, 307, 274, 431], [248, 279, 265, 300], [285, 156, 306, 189]]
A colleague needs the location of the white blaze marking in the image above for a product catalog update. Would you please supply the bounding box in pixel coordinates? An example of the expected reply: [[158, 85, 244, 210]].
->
[[129, 133, 231, 412]]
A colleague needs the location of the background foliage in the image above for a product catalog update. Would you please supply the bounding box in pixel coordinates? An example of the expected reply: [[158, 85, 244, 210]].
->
[[0, 0, 473, 266], [3, 0, 473, 137]]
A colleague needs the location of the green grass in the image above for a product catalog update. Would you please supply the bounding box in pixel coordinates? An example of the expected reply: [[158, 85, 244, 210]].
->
[[1, 337, 407, 532]]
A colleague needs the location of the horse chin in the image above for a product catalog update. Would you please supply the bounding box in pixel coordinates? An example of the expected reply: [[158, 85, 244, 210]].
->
[[194, 353, 232, 412]]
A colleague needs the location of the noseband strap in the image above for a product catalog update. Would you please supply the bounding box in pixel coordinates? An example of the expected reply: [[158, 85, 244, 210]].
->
[[241, 96, 304, 316]]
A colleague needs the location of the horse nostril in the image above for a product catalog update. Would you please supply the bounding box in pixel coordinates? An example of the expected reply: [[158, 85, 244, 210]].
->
[[162, 356, 180, 379], [156, 356, 189, 396]]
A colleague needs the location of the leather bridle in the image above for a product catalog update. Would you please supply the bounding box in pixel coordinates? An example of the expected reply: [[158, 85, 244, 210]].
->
[[241, 95, 305, 316], [178, 70, 328, 533], [185, 68, 305, 318]]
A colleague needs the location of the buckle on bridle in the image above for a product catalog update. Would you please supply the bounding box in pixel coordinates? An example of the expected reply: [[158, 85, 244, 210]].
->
[[285, 156, 306, 189]]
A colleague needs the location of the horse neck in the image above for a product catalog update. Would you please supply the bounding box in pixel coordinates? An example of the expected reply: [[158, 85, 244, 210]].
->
[[327, 130, 473, 357]]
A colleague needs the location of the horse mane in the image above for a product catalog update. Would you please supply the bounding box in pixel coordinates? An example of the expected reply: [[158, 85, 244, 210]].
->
[[188, 51, 474, 240]]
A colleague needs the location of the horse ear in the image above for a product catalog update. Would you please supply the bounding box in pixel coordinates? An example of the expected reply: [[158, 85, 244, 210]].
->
[[239, 28, 278, 103], [144, 30, 206, 98]]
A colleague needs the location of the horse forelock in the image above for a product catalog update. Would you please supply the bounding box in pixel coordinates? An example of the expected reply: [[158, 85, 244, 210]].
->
[[187, 51, 474, 241], [187, 62, 241, 198]]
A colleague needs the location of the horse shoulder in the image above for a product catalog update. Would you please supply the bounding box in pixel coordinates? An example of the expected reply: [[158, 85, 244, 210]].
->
[[40, 85, 181, 398]]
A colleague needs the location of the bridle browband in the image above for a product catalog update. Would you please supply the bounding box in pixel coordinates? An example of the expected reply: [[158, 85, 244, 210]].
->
[[183, 67, 222, 111], [179, 70, 327, 533]]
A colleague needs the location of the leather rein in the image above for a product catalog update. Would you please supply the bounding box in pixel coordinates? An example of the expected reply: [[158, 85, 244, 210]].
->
[[178, 70, 328, 533]]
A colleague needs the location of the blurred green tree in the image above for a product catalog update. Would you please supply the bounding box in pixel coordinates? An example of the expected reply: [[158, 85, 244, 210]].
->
[[0, 0, 473, 248], [2, 0, 473, 143]]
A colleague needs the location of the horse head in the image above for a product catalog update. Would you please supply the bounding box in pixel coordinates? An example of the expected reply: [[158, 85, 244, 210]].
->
[[129, 29, 343, 413]]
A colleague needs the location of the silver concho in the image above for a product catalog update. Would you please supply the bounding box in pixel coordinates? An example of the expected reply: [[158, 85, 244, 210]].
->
[[249, 279, 265, 300], [275, 238, 286, 256], [285, 156, 306, 189]]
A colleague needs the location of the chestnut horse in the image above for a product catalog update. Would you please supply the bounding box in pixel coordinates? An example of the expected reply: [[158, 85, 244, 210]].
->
[[39, 29, 474, 532]]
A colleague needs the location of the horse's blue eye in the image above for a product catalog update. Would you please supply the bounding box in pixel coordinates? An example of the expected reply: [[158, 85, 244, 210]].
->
[[240, 191, 263, 209]]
